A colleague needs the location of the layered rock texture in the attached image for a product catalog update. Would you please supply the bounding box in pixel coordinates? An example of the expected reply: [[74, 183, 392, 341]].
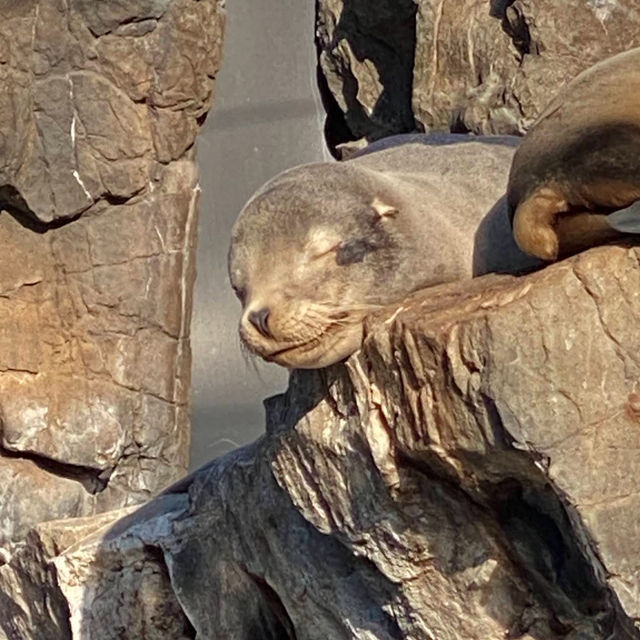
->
[[4, 244, 640, 639], [4, 1, 640, 638], [0, 0, 225, 550], [316, 0, 640, 154]]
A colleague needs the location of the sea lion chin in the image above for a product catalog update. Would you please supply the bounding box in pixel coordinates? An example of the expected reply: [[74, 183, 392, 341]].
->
[[507, 47, 640, 261], [228, 134, 539, 369]]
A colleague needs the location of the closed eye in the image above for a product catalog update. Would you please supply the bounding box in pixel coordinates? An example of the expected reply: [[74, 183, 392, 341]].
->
[[311, 242, 342, 260], [305, 229, 343, 261]]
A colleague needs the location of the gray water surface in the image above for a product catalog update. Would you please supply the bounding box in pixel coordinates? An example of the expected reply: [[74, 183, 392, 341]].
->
[[190, 0, 330, 469]]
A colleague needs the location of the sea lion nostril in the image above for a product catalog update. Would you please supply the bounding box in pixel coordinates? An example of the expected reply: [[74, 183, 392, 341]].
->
[[248, 307, 271, 337]]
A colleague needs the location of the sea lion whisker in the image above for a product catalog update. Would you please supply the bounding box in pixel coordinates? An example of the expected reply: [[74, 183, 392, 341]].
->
[[326, 314, 363, 327], [238, 336, 263, 372]]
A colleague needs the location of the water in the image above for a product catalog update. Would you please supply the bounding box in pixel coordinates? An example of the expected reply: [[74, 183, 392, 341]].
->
[[190, 0, 331, 469]]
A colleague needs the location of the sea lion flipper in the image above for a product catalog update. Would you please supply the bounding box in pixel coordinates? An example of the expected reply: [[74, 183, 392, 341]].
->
[[512, 186, 568, 260], [606, 200, 640, 234]]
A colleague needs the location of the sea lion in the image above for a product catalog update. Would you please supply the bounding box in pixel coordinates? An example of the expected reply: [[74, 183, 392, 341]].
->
[[228, 134, 539, 369], [507, 47, 640, 261]]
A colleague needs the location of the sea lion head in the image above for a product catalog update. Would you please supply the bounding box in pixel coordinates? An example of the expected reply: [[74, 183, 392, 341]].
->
[[228, 163, 404, 368]]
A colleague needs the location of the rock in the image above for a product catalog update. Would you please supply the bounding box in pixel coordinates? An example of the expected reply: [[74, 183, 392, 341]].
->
[[0, 0, 224, 223], [0, 459, 90, 547], [0, 0, 225, 551], [70, 0, 173, 37], [317, 0, 640, 154], [0, 510, 131, 640], [316, 0, 418, 147], [4, 244, 640, 638]]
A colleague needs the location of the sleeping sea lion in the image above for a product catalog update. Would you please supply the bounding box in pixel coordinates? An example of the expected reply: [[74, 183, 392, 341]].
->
[[228, 134, 539, 369]]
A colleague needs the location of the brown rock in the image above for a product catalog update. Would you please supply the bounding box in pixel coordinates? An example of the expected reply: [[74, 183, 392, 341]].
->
[[316, 0, 418, 146], [71, 0, 172, 37], [0, 459, 90, 547], [5, 245, 640, 638], [0, 0, 224, 223], [0, 0, 225, 552], [317, 0, 640, 153]]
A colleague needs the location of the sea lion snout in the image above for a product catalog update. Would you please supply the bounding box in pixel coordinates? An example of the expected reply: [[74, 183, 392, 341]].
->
[[238, 296, 367, 368], [247, 307, 271, 338]]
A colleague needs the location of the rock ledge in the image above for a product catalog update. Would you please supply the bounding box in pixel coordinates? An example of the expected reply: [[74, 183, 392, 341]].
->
[[3, 245, 640, 639]]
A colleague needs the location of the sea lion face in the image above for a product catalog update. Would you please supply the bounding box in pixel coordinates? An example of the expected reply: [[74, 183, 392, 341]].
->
[[228, 165, 401, 368]]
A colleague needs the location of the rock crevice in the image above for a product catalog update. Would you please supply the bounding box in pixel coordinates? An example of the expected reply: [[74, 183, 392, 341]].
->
[[317, 0, 640, 154]]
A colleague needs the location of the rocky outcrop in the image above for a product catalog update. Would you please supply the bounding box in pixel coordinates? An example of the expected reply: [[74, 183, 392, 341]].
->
[[317, 0, 640, 154], [4, 244, 640, 639], [0, 0, 225, 549]]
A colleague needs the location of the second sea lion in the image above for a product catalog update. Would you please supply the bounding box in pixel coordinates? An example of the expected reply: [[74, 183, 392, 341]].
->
[[507, 47, 640, 261]]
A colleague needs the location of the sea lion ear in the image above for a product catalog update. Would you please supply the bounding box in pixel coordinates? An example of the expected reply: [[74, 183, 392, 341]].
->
[[370, 196, 399, 219]]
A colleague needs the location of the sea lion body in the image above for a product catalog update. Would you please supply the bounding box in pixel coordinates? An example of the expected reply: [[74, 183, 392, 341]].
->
[[229, 135, 538, 369], [507, 47, 640, 261]]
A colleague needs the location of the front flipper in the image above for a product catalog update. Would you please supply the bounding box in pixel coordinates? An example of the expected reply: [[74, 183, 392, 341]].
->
[[606, 200, 640, 234], [512, 187, 568, 261]]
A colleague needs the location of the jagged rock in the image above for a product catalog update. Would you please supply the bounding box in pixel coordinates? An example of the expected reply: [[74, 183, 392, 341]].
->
[[0, 0, 223, 222], [0, 459, 90, 546], [0, 0, 225, 549], [317, 0, 640, 154], [4, 245, 640, 639], [316, 0, 418, 148]]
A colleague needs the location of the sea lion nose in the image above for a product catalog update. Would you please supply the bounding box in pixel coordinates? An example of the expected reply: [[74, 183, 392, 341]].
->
[[248, 307, 271, 338]]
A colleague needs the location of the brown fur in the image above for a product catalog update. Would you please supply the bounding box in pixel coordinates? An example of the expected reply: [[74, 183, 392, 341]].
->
[[507, 47, 640, 260], [512, 179, 640, 260]]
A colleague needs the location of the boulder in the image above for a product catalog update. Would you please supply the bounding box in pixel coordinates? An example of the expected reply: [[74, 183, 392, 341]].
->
[[316, 0, 640, 154], [4, 244, 640, 639], [0, 0, 225, 549]]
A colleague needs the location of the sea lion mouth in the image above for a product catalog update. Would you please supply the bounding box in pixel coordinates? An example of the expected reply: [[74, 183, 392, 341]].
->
[[265, 330, 363, 368], [264, 341, 321, 363], [244, 316, 367, 369]]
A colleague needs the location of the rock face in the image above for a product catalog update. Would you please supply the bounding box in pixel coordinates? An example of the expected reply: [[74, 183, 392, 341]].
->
[[4, 244, 640, 639], [317, 0, 640, 154], [0, 0, 225, 549]]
